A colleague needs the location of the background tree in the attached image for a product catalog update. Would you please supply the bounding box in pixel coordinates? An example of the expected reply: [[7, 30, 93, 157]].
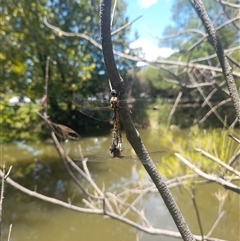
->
[[1, 0, 135, 141], [135, 0, 239, 128]]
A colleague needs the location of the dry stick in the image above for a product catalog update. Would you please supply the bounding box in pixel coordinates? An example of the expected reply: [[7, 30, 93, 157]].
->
[[201, 81, 225, 108], [111, 15, 143, 35], [227, 134, 240, 144], [36, 111, 106, 202], [44, 56, 50, 115], [80, 158, 115, 213], [190, 46, 240, 63], [0, 162, 5, 239], [206, 211, 225, 239], [43, 17, 240, 78], [228, 150, 240, 167], [175, 153, 240, 194], [7, 224, 12, 241], [195, 148, 240, 177], [168, 91, 183, 129], [187, 15, 240, 52], [199, 98, 232, 124], [221, 3, 240, 31], [190, 0, 240, 124], [110, 0, 117, 28], [188, 70, 226, 126], [191, 188, 204, 240], [213, 0, 240, 8], [226, 54, 240, 68], [100, 1, 195, 241], [0, 170, 231, 240], [0, 169, 103, 214], [108, 192, 153, 228]]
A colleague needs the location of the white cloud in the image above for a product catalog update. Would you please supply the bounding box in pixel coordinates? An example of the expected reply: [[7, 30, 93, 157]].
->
[[138, 0, 158, 8], [129, 38, 176, 63]]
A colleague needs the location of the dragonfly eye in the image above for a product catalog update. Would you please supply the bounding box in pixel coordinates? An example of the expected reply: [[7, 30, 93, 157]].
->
[[110, 89, 119, 97]]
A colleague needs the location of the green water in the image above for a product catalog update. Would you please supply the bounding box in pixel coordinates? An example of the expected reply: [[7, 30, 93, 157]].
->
[[1, 129, 239, 241]]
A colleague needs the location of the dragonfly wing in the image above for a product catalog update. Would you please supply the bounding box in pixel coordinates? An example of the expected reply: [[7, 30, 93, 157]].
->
[[73, 98, 114, 121]]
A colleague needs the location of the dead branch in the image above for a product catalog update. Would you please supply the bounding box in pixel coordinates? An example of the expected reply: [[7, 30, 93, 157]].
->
[[175, 153, 240, 194], [190, 0, 240, 124], [43, 17, 240, 77], [195, 148, 240, 177]]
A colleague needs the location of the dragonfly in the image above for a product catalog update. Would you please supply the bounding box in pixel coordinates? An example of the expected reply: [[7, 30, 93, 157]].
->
[[73, 89, 123, 158], [73, 90, 160, 158]]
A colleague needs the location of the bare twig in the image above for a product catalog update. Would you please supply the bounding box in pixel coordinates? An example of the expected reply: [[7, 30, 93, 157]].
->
[[44, 56, 50, 115], [168, 91, 183, 128], [112, 15, 143, 35], [213, 0, 240, 8], [190, 0, 240, 124], [198, 98, 232, 124], [7, 224, 12, 241], [227, 134, 240, 144], [43, 17, 240, 77], [195, 148, 240, 177], [206, 211, 225, 239], [175, 153, 240, 194], [191, 188, 204, 240], [228, 150, 240, 167], [0, 162, 5, 239]]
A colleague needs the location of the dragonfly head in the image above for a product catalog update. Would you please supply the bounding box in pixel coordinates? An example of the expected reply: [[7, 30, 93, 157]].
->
[[110, 89, 119, 97]]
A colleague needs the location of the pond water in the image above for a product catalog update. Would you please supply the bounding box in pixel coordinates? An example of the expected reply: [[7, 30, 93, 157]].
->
[[1, 129, 239, 241]]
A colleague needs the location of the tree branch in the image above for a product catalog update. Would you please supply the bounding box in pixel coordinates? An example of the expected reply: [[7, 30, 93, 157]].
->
[[190, 0, 240, 124], [100, 1, 196, 241]]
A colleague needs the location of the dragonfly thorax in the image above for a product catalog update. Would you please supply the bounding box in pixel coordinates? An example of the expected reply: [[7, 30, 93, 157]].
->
[[110, 89, 119, 109]]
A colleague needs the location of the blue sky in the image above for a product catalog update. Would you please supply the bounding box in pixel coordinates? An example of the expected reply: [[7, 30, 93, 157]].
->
[[125, 0, 175, 60]]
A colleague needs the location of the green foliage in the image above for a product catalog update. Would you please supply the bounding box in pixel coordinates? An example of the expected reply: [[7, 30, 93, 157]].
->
[[1, 0, 134, 142], [157, 126, 240, 178], [0, 93, 42, 143]]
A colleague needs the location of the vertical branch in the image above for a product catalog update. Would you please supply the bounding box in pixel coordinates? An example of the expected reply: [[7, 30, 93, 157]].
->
[[100, 0, 124, 93], [168, 91, 183, 128], [7, 224, 12, 241], [100, 1, 196, 240], [44, 56, 50, 115], [0, 162, 5, 239], [191, 187, 204, 240], [190, 0, 240, 124]]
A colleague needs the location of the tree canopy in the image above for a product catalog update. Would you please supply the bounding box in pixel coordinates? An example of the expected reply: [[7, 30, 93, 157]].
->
[[1, 0, 135, 142]]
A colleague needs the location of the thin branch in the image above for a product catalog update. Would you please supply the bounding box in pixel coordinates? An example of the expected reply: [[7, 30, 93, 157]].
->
[[0, 169, 103, 214], [43, 17, 240, 77], [168, 91, 183, 128], [157, 28, 206, 40], [213, 0, 240, 8], [195, 148, 240, 177], [190, 46, 240, 63], [7, 224, 12, 241], [227, 134, 240, 144], [198, 98, 231, 124], [228, 150, 240, 167], [175, 153, 240, 194], [206, 211, 225, 239], [191, 188, 204, 240], [187, 15, 240, 52], [0, 162, 5, 239], [190, 0, 240, 123], [112, 15, 143, 35], [44, 56, 50, 115], [110, 0, 117, 28]]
